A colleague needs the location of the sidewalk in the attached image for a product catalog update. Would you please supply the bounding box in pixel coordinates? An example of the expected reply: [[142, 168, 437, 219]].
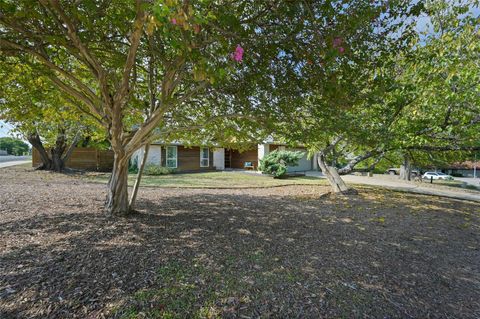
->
[[306, 171, 480, 202]]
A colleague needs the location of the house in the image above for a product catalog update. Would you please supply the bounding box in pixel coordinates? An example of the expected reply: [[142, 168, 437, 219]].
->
[[133, 142, 318, 172], [443, 161, 478, 177]]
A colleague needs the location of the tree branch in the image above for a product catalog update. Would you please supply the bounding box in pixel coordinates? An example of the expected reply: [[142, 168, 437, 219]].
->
[[42, 0, 107, 81], [113, 0, 146, 109]]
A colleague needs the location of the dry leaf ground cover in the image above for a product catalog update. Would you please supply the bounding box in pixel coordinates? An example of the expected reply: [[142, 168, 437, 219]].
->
[[1, 166, 479, 318]]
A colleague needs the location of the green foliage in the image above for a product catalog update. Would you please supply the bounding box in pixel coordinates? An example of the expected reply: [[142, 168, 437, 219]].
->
[[0, 137, 29, 155], [0, 59, 105, 148], [259, 150, 304, 178], [128, 157, 138, 174], [143, 164, 176, 176]]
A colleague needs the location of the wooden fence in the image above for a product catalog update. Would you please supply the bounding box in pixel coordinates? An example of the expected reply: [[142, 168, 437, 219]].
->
[[32, 147, 114, 171]]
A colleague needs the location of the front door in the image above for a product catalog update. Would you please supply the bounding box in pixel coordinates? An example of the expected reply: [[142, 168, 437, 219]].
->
[[224, 149, 232, 169]]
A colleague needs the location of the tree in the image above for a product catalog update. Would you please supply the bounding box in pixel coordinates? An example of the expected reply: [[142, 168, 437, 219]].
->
[[258, 1, 423, 193], [0, 137, 29, 155], [0, 0, 283, 215], [0, 59, 102, 171], [382, 0, 480, 180], [265, 0, 479, 192]]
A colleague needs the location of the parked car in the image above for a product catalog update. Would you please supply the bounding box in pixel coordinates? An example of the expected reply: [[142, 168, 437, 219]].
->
[[385, 168, 420, 176], [422, 172, 454, 180]]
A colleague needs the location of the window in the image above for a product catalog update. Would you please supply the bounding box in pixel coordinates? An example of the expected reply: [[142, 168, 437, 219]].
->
[[166, 146, 177, 168], [200, 147, 209, 167]]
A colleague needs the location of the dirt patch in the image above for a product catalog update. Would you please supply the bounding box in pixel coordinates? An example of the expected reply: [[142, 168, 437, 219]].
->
[[1, 166, 479, 318]]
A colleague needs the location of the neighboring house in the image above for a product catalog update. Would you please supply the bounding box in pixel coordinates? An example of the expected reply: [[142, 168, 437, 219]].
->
[[443, 161, 478, 177], [133, 142, 318, 172]]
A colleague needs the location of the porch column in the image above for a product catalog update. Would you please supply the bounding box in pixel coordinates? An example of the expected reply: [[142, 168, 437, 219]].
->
[[213, 148, 225, 170], [313, 152, 319, 170], [258, 144, 270, 161]]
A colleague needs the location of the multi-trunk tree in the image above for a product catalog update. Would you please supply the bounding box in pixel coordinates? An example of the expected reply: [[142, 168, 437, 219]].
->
[[0, 59, 102, 171], [258, 0, 423, 193], [0, 0, 284, 215], [266, 0, 479, 192]]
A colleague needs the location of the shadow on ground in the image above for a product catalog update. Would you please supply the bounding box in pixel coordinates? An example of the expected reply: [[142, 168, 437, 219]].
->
[[0, 169, 479, 318]]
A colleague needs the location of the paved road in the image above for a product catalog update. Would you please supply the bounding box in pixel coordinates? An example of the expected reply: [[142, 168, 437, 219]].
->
[[0, 155, 31, 163], [0, 158, 31, 169], [306, 171, 480, 202]]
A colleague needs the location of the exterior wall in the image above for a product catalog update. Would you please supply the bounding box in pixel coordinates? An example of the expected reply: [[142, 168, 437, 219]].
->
[[32, 147, 114, 171], [134, 145, 162, 166], [285, 147, 311, 172], [176, 146, 214, 171], [213, 148, 225, 170], [257, 144, 269, 161], [134, 145, 214, 172], [269, 144, 285, 152], [446, 169, 476, 177], [133, 143, 312, 173], [230, 149, 258, 169]]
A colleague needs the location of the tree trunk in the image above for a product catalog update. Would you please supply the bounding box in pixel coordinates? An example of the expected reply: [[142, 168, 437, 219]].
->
[[105, 153, 130, 216], [51, 148, 65, 172], [62, 131, 82, 164], [399, 153, 412, 181], [27, 131, 75, 172], [129, 144, 150, 211], [317, 153, 357, 194], [28, 132, 54, 170]]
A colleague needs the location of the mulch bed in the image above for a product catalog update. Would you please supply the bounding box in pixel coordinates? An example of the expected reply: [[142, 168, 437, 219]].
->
[[1, 166, 479, 318]]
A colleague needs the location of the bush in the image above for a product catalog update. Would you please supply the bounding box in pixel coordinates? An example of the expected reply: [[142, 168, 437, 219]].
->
[[143, 164, 175, 175], [259, 150, 305, 178], [128, 157, 138, 174]]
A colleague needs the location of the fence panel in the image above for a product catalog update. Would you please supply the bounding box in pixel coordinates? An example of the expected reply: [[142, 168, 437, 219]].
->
[[32, 147, 114, 171]]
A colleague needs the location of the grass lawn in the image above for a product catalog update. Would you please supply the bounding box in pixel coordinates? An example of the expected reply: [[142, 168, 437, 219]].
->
[[87, 171, 329, 188]]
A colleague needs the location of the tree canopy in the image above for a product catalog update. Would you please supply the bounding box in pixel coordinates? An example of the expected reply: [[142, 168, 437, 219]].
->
[[1, 0, 478, 208], [0, 137, 29, 155]]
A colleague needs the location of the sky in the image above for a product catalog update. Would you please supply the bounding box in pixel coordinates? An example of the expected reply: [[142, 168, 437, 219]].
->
[[0, 121, 14, 138]]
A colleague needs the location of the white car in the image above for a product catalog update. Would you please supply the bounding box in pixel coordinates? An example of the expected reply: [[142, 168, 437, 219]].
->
[[422, 172, 454, 180]]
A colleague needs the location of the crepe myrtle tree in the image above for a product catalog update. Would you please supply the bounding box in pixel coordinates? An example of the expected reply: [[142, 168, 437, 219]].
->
[[0, 0, 285, 215]]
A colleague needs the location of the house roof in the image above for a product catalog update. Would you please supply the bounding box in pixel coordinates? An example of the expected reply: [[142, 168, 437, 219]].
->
[[447, 161, 478, 170]]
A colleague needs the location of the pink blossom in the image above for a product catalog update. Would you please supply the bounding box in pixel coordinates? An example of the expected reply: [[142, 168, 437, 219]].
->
[[231, 44, 244, 62], [338, 46, 345, 53], [333, 37, 342, 48], [171, 18, 177, 25]]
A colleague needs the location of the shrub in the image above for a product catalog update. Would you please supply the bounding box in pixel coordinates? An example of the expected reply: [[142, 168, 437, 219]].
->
[[143, 164, 175, 175], [259, 150, 305, 178], [128, 157, 138, 174]]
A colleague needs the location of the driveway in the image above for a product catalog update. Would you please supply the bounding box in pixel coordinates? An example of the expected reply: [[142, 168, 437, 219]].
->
[[306, 171, 480, 202], [454, 177, 480, 187]]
